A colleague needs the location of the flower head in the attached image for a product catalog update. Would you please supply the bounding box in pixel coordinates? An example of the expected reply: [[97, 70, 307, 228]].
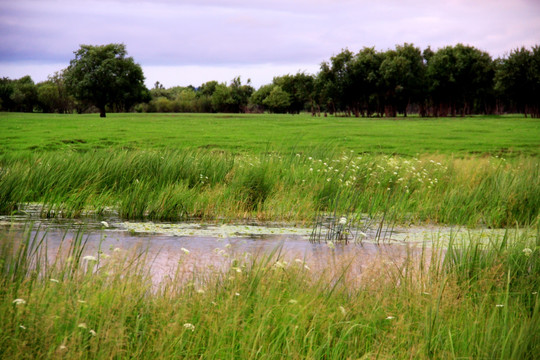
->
[[181, 248, 190, 254], [12, 299, 26, 305], [523, 248, 533, 257], [82, 255, 97, 262], [183, 323, 195, 332], [339, 216, 347, 225]]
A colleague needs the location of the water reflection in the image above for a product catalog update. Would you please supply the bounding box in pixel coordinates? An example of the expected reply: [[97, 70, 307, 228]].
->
[[1, 220, 416, 284]]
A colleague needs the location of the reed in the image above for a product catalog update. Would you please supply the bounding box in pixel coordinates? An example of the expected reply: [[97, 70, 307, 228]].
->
[[0, 149, 538, 227]]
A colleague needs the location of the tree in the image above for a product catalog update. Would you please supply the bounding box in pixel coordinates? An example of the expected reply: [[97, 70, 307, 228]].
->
[[0, 77, 15, 111], [349, 47, 384, 117], [379, 43, 425, 117], [64, 44, 148, 117], [273, 73, 314, 114], [426, 44, 494, 116], [10, 76, 37, 112], [36, 71, 74, 113], [495, 46, 540, 117], [211, 83, 234, 112], [262, 85, 291, 113]]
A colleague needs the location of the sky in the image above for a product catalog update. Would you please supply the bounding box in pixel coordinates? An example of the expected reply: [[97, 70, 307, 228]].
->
[[1, 0, 539, 89]]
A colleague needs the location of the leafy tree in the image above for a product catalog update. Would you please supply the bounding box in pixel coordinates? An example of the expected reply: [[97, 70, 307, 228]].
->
[[273, 72, 314, 114], [36, 71, 74, 113], [211, 83, 234, 112], [379, 43, 425, 117], [426, 44, 494, 116], [198, 81, 219, 97], [262, 85, 291, 113], [10, 75, 37, 112], [229, 76, 254, 113], [349, 47, 384, 116], [250, 84, 274, 111], [0, 77, 15, 111], [495, 46, 540, 117], [64, 43, 148, 117]]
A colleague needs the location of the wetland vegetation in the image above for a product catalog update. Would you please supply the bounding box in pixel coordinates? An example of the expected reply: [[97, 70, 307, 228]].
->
[[1, 112, 539, 359]]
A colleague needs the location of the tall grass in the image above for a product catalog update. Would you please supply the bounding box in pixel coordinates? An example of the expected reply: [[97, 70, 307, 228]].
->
[[0, 224, 538, 359], [0, 149, 538, 226]]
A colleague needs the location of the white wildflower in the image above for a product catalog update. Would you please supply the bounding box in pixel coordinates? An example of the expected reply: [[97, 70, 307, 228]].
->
[[50, 278, 60, 283], [89, 329, 97, 336], [78, 323, 87, 329], [339, 306, 347, 316], [12, 299, 26, 305], [339, 216, 347, 225], [100, 221, 109, 228], [288, 299, 298, 304], [183, 323, 195, 332], [496, 304, 504, 308], [181, 248, 190, 254], [386, 316, 395, 320], [522, 248, 533, 257], [82, 255, 97, 262]]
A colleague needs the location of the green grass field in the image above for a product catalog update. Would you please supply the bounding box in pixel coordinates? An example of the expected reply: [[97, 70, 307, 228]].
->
[[1, 112, 539, 226], [1, 112, 539, 156]]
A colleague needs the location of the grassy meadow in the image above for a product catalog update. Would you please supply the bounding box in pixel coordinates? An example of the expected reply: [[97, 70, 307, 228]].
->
[[1, 112, 539, 359], [1, 112, 539, 156], [1, 112, 539, 226]]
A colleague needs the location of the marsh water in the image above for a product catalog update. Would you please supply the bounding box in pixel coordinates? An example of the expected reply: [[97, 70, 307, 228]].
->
[[0, 210, 518, 283]]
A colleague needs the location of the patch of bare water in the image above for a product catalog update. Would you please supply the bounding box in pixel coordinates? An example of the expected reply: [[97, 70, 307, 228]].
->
[[1, 214, 530, 284]]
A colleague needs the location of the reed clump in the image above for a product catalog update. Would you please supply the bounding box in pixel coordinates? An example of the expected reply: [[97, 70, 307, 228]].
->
[[0, 149, 538, 226]]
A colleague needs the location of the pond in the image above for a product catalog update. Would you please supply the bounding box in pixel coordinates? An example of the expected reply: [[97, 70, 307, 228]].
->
[[0, 212, 523, 283]]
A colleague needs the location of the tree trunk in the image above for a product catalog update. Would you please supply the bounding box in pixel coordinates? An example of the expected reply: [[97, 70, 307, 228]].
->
[[99, 106, 106, 118]]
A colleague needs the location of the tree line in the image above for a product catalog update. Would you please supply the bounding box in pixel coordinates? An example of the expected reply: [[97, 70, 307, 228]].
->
[[1, 43, 539, 117]]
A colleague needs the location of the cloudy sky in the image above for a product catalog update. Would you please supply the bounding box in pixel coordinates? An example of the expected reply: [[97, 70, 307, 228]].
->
[[1, 0, 539, 88]]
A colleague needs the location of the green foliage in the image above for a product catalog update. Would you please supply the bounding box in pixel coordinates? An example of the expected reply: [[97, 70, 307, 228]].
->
[[272, 72, 314, 113], [495, 46, 540, 117], [426, 44, 495, 116], [36, 72, 74, 114], [64, 43, 149, 117], [6, 76, 38, 112], [262, 85, 291, 113], [380, 43, 426, 116]]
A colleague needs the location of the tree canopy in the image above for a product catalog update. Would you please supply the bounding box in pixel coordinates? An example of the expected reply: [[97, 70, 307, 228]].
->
[[64, 44, 149, 117], [2, 42, 539, 117]]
